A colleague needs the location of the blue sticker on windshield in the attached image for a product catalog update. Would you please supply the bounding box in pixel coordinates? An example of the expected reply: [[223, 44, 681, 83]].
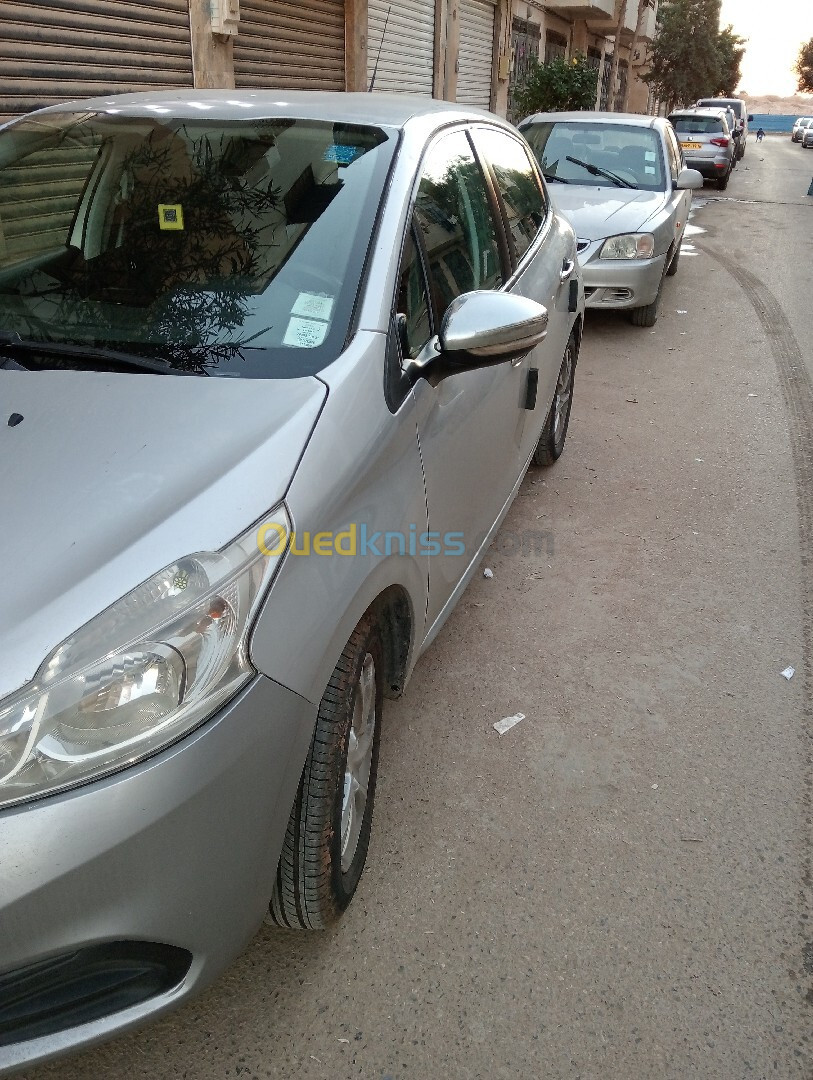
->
[[324, 144, 362, 165]]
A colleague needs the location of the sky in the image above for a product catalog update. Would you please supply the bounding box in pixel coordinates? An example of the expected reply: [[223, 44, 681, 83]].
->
[[719, 0, 813, 96]]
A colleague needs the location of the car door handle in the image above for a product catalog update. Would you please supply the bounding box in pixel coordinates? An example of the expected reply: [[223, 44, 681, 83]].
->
[[560, 258, 575, 282]]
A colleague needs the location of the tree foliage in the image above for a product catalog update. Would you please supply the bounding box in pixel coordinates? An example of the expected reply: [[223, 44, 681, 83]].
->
[[714, 25, 746, 95], [513, 54, 599, 117], [795, 37, 813, 93], [643, 0, 745, 109]]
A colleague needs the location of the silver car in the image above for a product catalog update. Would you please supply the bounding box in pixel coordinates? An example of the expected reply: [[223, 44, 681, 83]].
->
[[791, 117, 812, 142], [0, 91, 583, 1070], [667, 108, 736, 189], [803, 125, 813, 149], [518, 111, 702, 327]]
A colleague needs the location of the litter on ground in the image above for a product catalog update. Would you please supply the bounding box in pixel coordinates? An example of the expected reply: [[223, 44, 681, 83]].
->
[[493, 712, 525, 736], [781, 666, 796, 680]]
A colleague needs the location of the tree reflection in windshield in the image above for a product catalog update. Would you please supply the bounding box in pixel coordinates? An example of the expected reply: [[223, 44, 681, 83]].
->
[[0, 114, 391, 376]]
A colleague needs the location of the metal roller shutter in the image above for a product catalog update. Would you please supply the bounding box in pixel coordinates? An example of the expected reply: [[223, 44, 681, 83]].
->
[[456, 0, 496, 108], [0, 136, 102, 264], [0, 0, 193, 124], [367, 0, 435, 96], [234, 0, 345, 92]]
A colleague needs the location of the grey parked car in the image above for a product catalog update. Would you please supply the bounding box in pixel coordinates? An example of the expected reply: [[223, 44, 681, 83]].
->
[[667, 108, 736, 189], [518, 111, 702, 327], [803, 125, 813, 149], [792, 117, 813, 142], [0, 90, 583, 1070]]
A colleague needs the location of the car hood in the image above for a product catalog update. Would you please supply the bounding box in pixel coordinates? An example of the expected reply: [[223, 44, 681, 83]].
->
[[0, 369, 326, 699], [548, 186, 667, 241]]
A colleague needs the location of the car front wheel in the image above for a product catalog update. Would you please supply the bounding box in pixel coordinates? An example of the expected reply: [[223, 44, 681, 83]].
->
[[270, 614, 383, 929], [532, 329, 578, 466]]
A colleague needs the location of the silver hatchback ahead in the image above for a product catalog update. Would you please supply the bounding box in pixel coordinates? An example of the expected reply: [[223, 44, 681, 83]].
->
[[0, 90, 583, 1071], [667, 108, 736, 189]]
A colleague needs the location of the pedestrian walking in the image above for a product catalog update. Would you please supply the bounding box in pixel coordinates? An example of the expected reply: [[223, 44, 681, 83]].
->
[[756, 127, 765, 142]]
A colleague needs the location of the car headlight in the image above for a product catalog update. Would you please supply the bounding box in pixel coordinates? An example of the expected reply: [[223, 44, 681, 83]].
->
[[599, 233, 656, 260], [0, 507, 290, 809]]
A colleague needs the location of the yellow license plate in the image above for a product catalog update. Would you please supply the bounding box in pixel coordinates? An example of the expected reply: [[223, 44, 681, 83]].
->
[[681, 141, 702, 150]]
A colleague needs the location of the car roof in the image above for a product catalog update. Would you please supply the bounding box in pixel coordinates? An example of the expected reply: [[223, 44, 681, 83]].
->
[[669, 107, 727, 116], [12, 89, 499, 131], [520, 110, 661, 128]]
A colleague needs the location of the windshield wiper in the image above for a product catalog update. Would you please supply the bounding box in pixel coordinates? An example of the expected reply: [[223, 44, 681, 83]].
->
[[0, 332, 192, 376], [542, 170, 571, 184], [565, 155, 637, 189]]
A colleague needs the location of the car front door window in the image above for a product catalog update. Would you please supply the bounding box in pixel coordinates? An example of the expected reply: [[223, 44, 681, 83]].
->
[[665, 126, 682, 182], [470, 128, 547, 264], [414, 130, 502, 322]]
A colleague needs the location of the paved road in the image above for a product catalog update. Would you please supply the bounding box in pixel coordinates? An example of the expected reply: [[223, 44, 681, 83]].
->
[[28, 137, 813, 1080]]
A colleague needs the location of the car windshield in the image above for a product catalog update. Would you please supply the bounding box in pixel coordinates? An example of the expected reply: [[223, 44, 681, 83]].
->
[[0, 112, 396, 377], [521, 121, 666, 191], [669, 115, 725, 134]]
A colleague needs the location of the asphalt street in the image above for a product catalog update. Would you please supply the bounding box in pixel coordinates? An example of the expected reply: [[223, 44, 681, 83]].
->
[[26, 135, 813, 1080]]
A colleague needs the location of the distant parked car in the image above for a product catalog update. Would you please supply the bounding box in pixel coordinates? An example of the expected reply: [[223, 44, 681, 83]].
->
[[667, 108, 735, 190], [695, 97, 753, 159], [791, 117, 812, 142], [519, 111, 702, 327], [803, 125, 813, 149], [0, 89, 585, 1071]]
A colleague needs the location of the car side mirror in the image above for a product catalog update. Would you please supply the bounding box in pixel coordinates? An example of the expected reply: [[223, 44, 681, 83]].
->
[[407, 291, 549, 386], [675, 166, 704, 190]]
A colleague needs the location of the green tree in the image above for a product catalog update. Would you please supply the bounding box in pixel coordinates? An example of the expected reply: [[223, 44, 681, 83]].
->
[[714, 25, 746, 95], [643, 0, 723, 110], [513, 54, 599, 117], [795, 37, 813, 93]]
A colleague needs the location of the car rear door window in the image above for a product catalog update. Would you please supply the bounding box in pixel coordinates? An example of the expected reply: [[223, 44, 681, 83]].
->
[[414, 129, 502, 320], [473, 128, 547, 263]]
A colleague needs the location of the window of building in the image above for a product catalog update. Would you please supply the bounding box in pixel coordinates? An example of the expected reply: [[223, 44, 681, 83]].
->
[[544, 30, 568, 64]]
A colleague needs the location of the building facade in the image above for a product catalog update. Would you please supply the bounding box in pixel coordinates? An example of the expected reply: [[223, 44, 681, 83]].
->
[[0, 0, 657, 125]]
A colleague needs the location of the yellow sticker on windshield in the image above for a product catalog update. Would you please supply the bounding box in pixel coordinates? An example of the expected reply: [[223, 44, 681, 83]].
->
[[158, 204, 184, 231]]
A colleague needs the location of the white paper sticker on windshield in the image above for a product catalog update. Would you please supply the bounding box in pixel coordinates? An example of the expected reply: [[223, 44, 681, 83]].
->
[[645, 166, 655, 174], [283, 316, 329, 348], [645, 151, 656, 161], [291, 292, 335, 321]]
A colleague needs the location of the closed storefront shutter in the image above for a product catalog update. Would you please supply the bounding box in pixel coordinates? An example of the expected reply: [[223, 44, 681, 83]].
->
[[234, 0, 345, 91], [0, 0, 193, 124], [367, 0, 435, 95], [456, 0, 495, 109]]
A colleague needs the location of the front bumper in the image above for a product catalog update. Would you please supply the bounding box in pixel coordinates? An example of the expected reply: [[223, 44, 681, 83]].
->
[[0, 675, 315, 1074], [579, 247, 668, 310]]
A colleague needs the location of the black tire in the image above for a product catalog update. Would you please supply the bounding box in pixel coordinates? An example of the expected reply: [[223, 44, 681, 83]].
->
[[532, 330, 578, 466], [629, 269, 664, 328], [717, 169, 730, 190], [665, 241, 681, 277], [270, 615, 383, 929]]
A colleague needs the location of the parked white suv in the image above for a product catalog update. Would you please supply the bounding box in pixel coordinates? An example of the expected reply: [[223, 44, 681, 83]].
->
[[696, 98, 753, 160]]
